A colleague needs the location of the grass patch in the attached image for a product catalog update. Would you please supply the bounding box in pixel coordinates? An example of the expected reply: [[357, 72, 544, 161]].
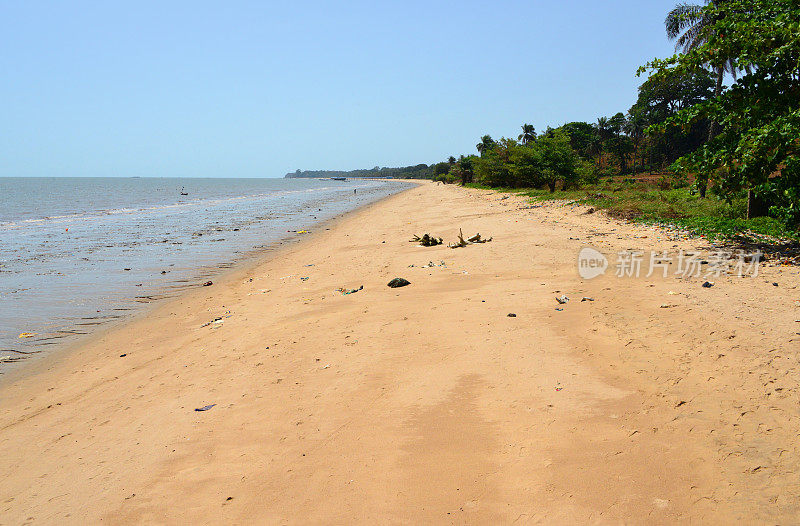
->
[[666, 216, 797, 243], [464, 182, 529, 194], [506, 179, 798, 242]]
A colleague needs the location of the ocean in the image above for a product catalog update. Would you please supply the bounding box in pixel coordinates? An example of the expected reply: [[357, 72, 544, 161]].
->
[[0, 177, 411, 367]]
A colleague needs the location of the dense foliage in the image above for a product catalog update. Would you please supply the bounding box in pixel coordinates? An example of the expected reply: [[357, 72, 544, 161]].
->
[[642, 0, 800, 224], [628, 69, 714, 169], [437, 65, 723, 191], [467, 130, 586, 191]]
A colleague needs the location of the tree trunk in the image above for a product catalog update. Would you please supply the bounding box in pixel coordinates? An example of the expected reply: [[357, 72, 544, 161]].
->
[[699, 66, 725, 198]]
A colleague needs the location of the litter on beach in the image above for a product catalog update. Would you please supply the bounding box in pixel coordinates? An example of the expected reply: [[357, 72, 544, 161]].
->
[[18, 332, 37, 338], [0, 355, 27, 363], [409, 260, 447, 268], [336, 285, 363, 295], [200, 311, 232, 328], [195, 404, 216, 412]]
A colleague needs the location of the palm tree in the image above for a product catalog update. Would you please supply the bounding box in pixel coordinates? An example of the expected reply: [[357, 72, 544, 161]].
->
[[517, 124, 536, 145], [476, 135, 496, 156], [666, 3, 708, 52], [594, 117, 610, 140], [624, 115, 645, 174], [666, 1, 751, 89], [665, 0, 740, 196], [457, 155, 474, 185], [593, 117, 610, 170]]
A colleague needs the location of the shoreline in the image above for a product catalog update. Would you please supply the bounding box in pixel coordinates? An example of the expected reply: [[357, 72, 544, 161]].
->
[[1, 182, 798, 523], [0, 180, 421, 387]]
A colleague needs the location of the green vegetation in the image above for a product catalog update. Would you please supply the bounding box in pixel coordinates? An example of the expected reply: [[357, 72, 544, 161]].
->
[[452, 0, 800, 242], [434, 49, 728, 193], [643, 0, 800, 226], [469, 131, 588, 191], [470, 178, 797, 242]]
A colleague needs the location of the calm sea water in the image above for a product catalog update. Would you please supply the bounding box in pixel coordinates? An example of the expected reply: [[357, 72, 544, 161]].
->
[[0, 177, 410, 366]]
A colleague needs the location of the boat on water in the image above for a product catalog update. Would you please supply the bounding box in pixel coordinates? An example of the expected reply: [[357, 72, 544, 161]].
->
[[180, 187, 189, 196], [330, 177, 347, 181]]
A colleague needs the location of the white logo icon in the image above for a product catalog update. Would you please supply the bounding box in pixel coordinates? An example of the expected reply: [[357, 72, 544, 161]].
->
[[578, 247, 608, 279]]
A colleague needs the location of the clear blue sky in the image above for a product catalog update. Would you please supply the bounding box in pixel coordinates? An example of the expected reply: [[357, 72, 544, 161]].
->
[[1, 1, 679, 178]]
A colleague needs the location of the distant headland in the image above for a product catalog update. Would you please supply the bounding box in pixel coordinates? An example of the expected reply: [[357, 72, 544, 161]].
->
[[285, 165, 434, 180]]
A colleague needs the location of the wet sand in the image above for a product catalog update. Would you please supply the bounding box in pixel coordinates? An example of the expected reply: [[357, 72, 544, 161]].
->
[[1, 182, 799, 524]]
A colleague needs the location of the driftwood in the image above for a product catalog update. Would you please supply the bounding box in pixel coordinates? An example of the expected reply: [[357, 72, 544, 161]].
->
[[450, 229, 492, 248], [410, 234, 443, 247], [449, 229, 468, 248], [467, 233, 492, 244]]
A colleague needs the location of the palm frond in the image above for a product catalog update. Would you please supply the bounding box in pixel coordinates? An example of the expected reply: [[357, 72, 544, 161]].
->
[[665, 3, 705, 40], [675, 23, 706, 52]]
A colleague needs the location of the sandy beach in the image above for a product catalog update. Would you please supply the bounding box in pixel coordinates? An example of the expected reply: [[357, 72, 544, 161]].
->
[[1, 181, 798, 524]]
